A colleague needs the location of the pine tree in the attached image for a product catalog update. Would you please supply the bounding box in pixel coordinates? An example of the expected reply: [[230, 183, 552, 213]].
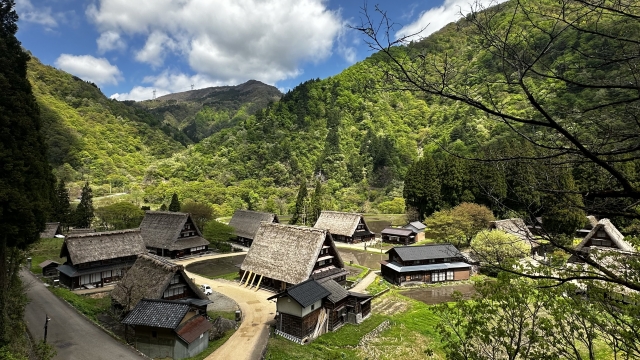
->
[[309, 180, 323, 225], [53, 179, 71, 230], [403, 154, 441, 219], [289, 181, 308, 225], [74, 182, 94, 228], [168, 193, 181, 212], [0, 0, 55, 347], [159, 203, 167, 211]]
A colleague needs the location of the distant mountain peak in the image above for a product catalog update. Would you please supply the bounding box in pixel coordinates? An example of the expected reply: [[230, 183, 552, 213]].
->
[[155, 80, 282, 102]]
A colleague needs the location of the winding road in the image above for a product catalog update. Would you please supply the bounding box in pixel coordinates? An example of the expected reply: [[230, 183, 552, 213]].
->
[[21, 269, 141, 360], [174, 254, 277, 360]]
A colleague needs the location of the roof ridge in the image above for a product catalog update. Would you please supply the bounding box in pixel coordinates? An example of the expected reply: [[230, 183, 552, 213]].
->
[[320, 210, 362, 216], [264, 222, 326, 233], [139, 253, 183, 270], [145, 210, 188, 216], [67, 228, 140, 238]]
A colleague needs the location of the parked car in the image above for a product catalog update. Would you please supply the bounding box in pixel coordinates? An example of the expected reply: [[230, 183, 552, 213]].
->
[[200, 284, 212, 295]]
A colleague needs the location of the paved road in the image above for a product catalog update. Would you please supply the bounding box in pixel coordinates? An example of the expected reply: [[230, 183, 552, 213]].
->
[[21, 270, 142, 360], [175, 254, 276, 360], [351, 271, 379, 293]]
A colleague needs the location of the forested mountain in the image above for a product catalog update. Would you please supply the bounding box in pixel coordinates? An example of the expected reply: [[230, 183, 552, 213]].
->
[[127, 80, 282, 143]]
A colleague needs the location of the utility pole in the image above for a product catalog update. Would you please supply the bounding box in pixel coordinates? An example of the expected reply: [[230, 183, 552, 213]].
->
[[152, 89, 156, 100], [191, 84, 194, 90], [44, 314, 51, 343]]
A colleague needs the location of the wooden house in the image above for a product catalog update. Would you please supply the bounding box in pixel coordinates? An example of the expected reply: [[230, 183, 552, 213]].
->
[[268, 279, 372, 343], [111, 254, 210, 312], [40, 222, 62, 238], [489, 218, 540, 256], [38, 260, 60, 277], [313, 211, 375, 244], [403, 221, 426, 242], [139, 211, 209, 258], [381, 227, 416, 245], [57, 229, 146, 290], [381, 244, 471, 285], [569, 219, 635, 263], [228, 209, 279, 246], [240, 223, 349, 291], [122, 299, 212, 360]]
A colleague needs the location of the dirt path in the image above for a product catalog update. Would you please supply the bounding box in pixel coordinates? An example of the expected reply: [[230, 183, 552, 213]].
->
[[174, 254, 276, 360], [351, 271, 378, 293]]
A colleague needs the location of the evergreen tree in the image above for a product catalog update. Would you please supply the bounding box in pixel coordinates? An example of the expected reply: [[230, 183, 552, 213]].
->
[[309, 180, 323, 225], [0, 0, 55, 348], [74, 182, 94, 228], [159, 203, 167, 211], [168, 193, 181, 212], [289, 181, 308, 225], [403, 154, 441, 219], [53, 179, 71, 230]]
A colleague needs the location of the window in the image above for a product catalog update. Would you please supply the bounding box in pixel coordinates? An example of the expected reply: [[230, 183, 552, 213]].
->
[[447, 270, 454, 280], [311, 304, 315, 310], [170, 275, 180, 284], [163, 285, 186, 298], [152, 331, 157, 338], [432, 272, 446, 282]]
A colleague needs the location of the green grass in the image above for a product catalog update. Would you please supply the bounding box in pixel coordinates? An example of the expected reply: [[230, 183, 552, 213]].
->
[[347, 264, 370, 282], [366, 276, 391, 296], [184, 328, 237, 360], [207, 311, 237, 321], [28, 238, 65, 274], [49, 287, 111, 322], [211, 272, 240, 281]]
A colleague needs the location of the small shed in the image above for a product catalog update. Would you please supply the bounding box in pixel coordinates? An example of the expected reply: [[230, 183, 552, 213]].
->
[[403, 221, 426, 241], [40, 222, 62, 239], [381, 227, 416, 245], [122, 299, 212, 360], [38, 260, 60, 277]]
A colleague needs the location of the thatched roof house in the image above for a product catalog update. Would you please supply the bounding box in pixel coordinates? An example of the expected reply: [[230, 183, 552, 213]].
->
[[313, 211, 375, 243], [240, 222, 348, 291], [112, 254, 209, 311], [57, 229, 146, 290], [489, 219, 535, 242], [228, 209, 279, 246], [139, 211, 209, 258], [570, 219, 635, 263], [40, 222, 62, 238], [68, 228, 95, 235]]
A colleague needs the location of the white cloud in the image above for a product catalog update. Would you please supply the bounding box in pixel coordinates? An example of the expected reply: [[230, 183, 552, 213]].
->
[[97, 31, 126, 53], [87, 0, 344, 84], [110, 71, 223, 101], [55, 54, 123, 86], [15, 0, 57, 28], [396, 0, 508, 41]]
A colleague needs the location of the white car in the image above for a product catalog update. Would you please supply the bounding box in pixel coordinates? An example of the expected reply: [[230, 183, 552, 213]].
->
[[200, 284, 212, 296]]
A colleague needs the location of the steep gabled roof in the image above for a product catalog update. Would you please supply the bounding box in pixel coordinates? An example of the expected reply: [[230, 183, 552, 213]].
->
[[228, 209, 279, 240], [313, 211, 369, 237], [240, 222, 344, 284], [574, 218, 635, 253], [139, 211, 208, 251], [388, 243, 464, 262], [489, 218, 535, 243], [111, 253, 208, 310], [122, 299, 190, 328], [175, 315, 213, 344], [406, 221, 426, 231], [267, 279, 330, 307], [60, 229, 145, 265], [318, 279, 349, 303], [40, 222, 61, 238]]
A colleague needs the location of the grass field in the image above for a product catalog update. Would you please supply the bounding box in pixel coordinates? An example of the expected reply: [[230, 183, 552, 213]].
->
[[28, 237, 66, 274]]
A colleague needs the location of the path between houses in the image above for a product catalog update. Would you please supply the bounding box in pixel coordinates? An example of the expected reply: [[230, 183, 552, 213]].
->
[[350, 271, 378, 293], [174, 254, 277, 360], [21, 269, 141, 360]]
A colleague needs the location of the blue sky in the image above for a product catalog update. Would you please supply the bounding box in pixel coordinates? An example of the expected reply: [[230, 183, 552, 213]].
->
[[15, 0, 500, 100]]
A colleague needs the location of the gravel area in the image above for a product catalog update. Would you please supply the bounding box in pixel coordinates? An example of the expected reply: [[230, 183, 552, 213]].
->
[[207, 290, 240, 312]]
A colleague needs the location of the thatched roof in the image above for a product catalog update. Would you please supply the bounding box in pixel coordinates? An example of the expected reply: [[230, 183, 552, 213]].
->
[[586, 215, 599, 229], [240, 222, 344, 284], [111, 254, 208, 310], [228, 209, 279, 240], [60, 229, 145, 265], [40, 222, 61, 238], [313, 211, 370, 237], [139, 211, 209, 251], [489, 218, 537, 246], [575, 218, 635, 253], [68, 228, 95, 235]]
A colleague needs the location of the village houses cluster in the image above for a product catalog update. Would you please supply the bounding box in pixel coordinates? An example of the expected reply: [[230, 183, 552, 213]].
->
[[36, 208, 637, 358]]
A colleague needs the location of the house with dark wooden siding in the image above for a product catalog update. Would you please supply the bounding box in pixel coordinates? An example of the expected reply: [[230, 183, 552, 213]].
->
[[57, 229, 146, 290], [239, 223, 348, 291], [140, 211, 209, 258], [268, 278, 372, 343], [381, 244, 471, 285], [228, 209, 279, 246], [38, 260, 60, 277], [381, 227, 416, 245], [111, 254, 210, 312], [403, 221, 426, 242], [569, 219, 635, 263], [122, 299, 212, 360], [40, 222, 62, 238], [313, 211, 375, 244]]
